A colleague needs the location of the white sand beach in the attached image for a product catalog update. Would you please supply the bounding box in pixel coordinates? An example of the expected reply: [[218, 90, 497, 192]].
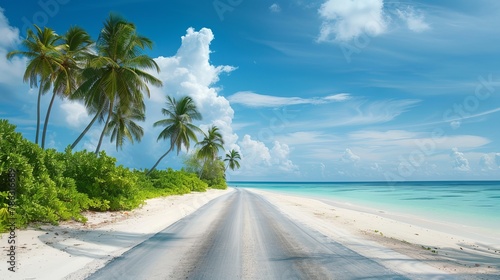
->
[[1, 187, 499, 279]]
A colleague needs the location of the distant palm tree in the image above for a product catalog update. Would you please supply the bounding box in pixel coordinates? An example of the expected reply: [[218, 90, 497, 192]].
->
[[105, 102, 145, 150], [72, 14, 162, 154], [41, 26, 93, 149], [196, 126, 225, 162], [196, 126, 224, 179], [147, 96, 202, 175], [224, 149, 241, 171], [6, 25, 62, 145]]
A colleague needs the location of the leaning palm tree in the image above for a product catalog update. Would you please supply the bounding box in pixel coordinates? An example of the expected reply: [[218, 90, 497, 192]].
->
[[105, 101, 145, 150], [224, 149, 241, 171], [6, 25, 62, 145], [72, 14, 162, 154], [196, 126, 225, 162], [69, 95, 109, 149], [41, 26, 93, 149], [147, 96, 202, 175]]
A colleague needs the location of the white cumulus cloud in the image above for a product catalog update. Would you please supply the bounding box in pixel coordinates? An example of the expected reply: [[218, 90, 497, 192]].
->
[[0, 7, 20, 48], [342, 148, 360, 163], [239, 134, 271, 166], [318, 0, 387, 42], [479, 154, 495, 171], [270, 141, 298, 172], [450, 148, 470, 171], [151, 27, 238, 156], [0, 8, 25, 86], [317, 0, 431, 43], [60, 101, 91, 128]]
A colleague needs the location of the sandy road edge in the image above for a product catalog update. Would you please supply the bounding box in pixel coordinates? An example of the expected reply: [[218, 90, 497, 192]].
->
[[0, 188, 233, 280]]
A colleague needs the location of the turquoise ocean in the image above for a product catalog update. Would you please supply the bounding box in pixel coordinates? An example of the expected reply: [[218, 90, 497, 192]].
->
[[230, 181, 500, 233]]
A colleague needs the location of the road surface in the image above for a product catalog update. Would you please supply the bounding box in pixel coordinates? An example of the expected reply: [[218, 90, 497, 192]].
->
[[87, 188, 412, 279]]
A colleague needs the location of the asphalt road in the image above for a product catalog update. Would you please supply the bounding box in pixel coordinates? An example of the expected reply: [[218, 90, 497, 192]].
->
[[86, 188, 410, 280]]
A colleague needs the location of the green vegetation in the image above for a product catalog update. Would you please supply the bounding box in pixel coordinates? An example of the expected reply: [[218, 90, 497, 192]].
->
[[0, 120, 211, 231], [421, 246, 439, 254], [1, 15, 241, 232]]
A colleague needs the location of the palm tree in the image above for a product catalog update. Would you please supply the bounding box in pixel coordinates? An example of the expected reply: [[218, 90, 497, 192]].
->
[[147, 96, 202, 175], [196, 126, 225, 162], [196, 126, 224, 179], [105, 102, 145, 150], [41, 26, 93, 149], [224, 149, 241, 171], [69, 95, 109, 149], [72, 14, 162, 154], [6, 25, 62, 145]]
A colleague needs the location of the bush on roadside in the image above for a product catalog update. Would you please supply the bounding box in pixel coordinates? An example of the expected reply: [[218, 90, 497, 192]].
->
[[145, 169, 208, 195], [0, 120, 89, 229], [0, 119, 214, 232]]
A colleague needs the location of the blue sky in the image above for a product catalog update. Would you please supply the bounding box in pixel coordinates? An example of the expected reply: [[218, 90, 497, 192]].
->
[[1, 0, 500, 181]]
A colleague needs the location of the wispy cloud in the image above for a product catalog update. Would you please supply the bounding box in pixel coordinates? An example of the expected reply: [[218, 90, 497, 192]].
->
[[396, 6, 430, 33], [228, 91, 351, 107], [414, 107, 500, 128]]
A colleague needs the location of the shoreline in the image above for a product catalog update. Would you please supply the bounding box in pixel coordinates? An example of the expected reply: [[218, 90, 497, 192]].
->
[[240, 185, 500, 238], [244, 187, 500, 278]]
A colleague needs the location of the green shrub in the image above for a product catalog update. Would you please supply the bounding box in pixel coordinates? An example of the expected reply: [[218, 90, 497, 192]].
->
[[0, 119, 218, 232], [0, 120, 89, 228], [62, 149, 144, 211], [145, 169, 208, 195]]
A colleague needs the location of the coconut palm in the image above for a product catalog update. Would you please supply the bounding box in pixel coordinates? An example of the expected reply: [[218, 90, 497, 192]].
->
[[41, 26, 93, 149], [196, 126, 225, 162], [224, 149, 241, 171], [147, 96, 202, 175], [6, 25, 62, 145], [105, 101, 145, 150], [72, 14, 162, 154], [196, 126, 224, 179]]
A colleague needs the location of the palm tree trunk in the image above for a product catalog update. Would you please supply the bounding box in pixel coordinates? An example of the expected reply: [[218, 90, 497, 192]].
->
[[146, 147, 173, 176], [95, 104, 113, 155], [41, 91, 57, 149], [35, 84, 43, 145], [70, 108, 102, 150], [199, 159, 208, 179]]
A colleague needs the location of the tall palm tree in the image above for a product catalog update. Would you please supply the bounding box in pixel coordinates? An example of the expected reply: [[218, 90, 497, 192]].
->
[[72, 14, 162, 154], [147, 96, 202, 175], [105, 102, 145, 150], [6, 25, 62, 145], [41, 26, 93, 149], [196, 126, 225, 162], [224, 149, 241, 171]]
